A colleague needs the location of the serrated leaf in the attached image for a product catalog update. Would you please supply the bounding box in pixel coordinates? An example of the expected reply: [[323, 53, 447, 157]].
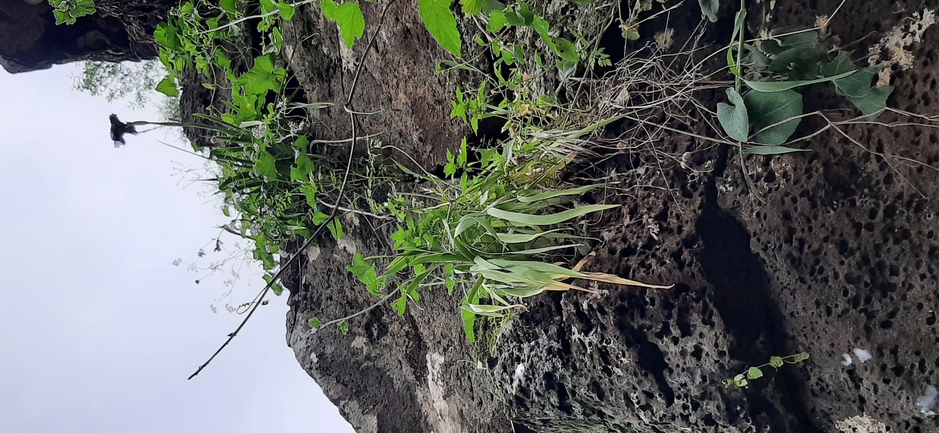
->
[[309, 317, 322, 327], [769, 356, 784, 368], [717, 88, 749, 142]]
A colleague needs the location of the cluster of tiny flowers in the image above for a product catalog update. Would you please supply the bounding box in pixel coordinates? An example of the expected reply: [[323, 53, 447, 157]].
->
[[251, 124, 268, 139]]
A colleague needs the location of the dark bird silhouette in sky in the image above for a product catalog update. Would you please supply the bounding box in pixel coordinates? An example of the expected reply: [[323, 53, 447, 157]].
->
[[109, 114, 138, 147]]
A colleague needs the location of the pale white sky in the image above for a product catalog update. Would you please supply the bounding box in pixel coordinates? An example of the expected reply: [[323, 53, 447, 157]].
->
[[0, 64, 353, 433]]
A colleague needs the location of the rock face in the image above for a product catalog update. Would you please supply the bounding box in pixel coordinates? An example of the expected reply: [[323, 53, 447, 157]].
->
[[19, 0, 939, 431], [0, 0, 172, 73], [277, 0, 476, 171], [279, 1, 939, 433]]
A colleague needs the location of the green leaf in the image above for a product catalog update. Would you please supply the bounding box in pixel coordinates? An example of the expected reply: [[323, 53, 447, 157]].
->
[[532, 17, 556, 53], [291, 152, 315, 182], [848, 86, 892, 116], [746, 367, 764, 380], [769, 356, 784, 368], [744, 69, 857, 92], [488, 10, 507, 32], [487, 204, 618, 226], [313, 210, 330, 225], [300, 183, 317, 207], [220, 0, 239, 14], [770, 47, 827, 79], [349, 253, 382, 296], [154, 23, 180, 50], [824, 62, 893, 116], [495, 229, 561, 244], [517, 184, 600, 203], [742, 144, 807, 155], [462, 303, 524, 316], [462, 279, 483, 341], [819, 50, 856, 77], [554, 37, 579, 63], [337, 321, 350, 334], [717, 88, 749, 142], [328, 218, 345, 239], [321, 0, 366, 48], [392, 292, 408, 315], [278, 3, 296, 20], [460, 0, 503, 16], [504, 10, 526, 26], [743, 89, 802, 145], [238, 54, 286, 95], [309, 317, 322, 327], [699, 0, 719, 22], [419, 0, 463, 57], [155, 75, 179, 97], [260, 0, 276, 13], [255, 151, 278, 180], [294, 135, 310, 149]]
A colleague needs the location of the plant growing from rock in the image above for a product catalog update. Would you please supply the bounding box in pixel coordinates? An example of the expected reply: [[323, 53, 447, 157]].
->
[[715, 0, 894, 155], [336, 138, 673, 341], [49, 0, 96, 25], [724, 352, 810, 388]]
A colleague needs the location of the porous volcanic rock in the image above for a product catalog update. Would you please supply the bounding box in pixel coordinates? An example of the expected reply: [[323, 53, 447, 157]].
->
[[0, 0, 173, 73]]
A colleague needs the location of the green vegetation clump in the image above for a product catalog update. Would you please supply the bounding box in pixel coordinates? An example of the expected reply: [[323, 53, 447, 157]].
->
[[49, 0, 96, 25]]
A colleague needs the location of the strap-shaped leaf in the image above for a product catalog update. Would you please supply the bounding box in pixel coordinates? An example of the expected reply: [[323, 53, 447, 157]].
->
[[487, 204, 618, 226]]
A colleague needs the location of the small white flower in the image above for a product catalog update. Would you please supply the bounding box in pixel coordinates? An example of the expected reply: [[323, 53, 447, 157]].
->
[[251, 124, 267, 139]]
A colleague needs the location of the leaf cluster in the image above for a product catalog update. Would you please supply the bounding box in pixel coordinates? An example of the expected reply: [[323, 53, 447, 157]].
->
[[50, 0, 96, 25], [716, 8, 894, 155]]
